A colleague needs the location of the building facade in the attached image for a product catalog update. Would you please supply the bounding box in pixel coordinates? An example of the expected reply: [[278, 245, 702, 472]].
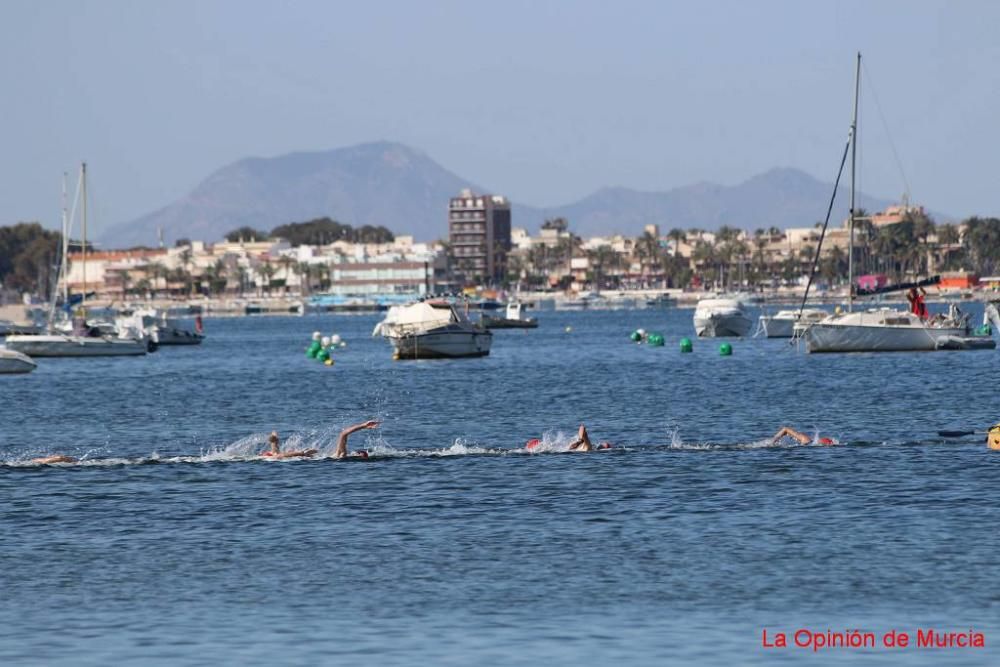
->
[[448, 189, 511, 285]]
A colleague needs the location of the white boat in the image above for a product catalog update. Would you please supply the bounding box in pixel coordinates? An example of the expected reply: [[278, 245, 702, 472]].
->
[[797, 55, 970, 353], [758, 309, 829, 338], [802, 309, 969, 352], [0, 348, 37, 374], [129, 309, 204, 345], [4, 164, 149, 358], [481, 302, 538, 329], [693, 298, 752, 337], [373, 300, 492, 359]]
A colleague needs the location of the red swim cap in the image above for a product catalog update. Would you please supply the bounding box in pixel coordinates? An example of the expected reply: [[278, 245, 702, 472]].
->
[[819, 437, 834, 445], [526, 439, 541, 450]]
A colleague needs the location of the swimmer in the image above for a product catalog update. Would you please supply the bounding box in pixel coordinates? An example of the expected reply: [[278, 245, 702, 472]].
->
[[333, 420, 380, 459], [526, 424, 612, 452], [772, 426, 835, 446], [31, 455, 78, 464], [567, 424, 613, 452], [262, 431, 317, 459]]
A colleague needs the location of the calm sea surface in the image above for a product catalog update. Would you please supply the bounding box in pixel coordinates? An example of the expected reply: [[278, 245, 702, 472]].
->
[[2, 304, 999, 665]]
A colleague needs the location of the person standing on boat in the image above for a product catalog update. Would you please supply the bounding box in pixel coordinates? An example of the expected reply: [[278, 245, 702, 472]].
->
[[907, 287, 929, 319]]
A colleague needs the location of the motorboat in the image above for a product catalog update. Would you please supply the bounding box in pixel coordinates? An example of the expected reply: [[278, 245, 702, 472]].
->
[[0, 348, 37, 374], [481, 302, 538, 329], [801, 308, 970, 353], [373, 300, 492, 359], [693, 298, 752, 337], [757, 308, 829, 338], [128, 309, 205, 346]]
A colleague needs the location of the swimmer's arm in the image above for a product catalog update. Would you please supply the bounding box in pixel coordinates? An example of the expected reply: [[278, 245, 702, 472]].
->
[[772, 426, 810, 445], [334, 420, 380, 458]]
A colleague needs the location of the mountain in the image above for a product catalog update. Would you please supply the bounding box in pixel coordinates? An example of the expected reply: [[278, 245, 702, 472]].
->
[[513, 168, 905, 237], [102, 142, 481, 247], [103, 141, 931, 247]]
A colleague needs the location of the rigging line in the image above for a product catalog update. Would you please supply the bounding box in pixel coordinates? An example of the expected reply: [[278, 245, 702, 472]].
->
[[860, 59, 911, 201], [797, 130, 851, 321]]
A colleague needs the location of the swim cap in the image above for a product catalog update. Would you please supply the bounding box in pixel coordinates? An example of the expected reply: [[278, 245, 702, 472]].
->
[[355, 450, 369, 459], [598, 442, 613, 450], [819, 437, 834, 445], [525, 438, 541, 450]]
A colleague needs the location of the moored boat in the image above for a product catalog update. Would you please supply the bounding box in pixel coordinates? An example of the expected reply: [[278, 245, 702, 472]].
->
[[482, 302, 537, 329], [0, 348, 37, 374], [693, 298, 752, 337], [373, 300, 492, 359]]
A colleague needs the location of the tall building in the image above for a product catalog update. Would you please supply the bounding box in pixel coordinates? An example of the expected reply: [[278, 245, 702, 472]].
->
[[448, 189, 511, 285]]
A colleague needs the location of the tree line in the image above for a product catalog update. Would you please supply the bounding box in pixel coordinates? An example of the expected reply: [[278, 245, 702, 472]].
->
[[223, 217, 394, 246]]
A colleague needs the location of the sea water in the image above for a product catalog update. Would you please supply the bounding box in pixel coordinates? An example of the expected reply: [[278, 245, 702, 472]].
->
[[2, 306, 999, 665]]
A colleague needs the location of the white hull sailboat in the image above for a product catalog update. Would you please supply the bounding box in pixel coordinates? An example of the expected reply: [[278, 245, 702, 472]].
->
[[803, 310, 968, 352], [374, 300, 492, 359], [795, 54, 969, 353], [5, 333, 147, 357], [5, 164, 149, 358], [693, 298, 752, 337]]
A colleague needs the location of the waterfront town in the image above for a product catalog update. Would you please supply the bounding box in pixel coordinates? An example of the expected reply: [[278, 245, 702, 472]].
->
[[2, 187, 998, 316]]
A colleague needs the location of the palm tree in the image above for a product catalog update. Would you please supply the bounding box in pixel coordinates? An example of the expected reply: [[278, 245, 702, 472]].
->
[[258, 262, 276, 296], [666, 228, 687, 257]]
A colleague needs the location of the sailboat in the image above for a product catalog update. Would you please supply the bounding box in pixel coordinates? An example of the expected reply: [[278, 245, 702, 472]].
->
[[5, 164, 149, 358], [798, 54, 969, 353]]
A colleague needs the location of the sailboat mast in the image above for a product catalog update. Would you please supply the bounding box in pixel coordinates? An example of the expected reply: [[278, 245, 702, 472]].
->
[[848, 52, 860, 312], [61, 173, 69, 304], [81, 161, 87, 312]]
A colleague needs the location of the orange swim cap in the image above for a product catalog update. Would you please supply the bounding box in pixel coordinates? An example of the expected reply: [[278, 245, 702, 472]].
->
[[526, 439, 541, 450]]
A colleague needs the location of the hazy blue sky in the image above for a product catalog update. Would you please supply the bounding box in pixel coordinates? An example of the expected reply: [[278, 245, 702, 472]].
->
[[2, 0, 998, 235]]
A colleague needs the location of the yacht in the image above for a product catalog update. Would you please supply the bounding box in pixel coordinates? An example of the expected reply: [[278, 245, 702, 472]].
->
[[758, 309, 829, 338], [373, 300, 492, 359], [128, 309, 205, 345], [693, 298, 753, 337], [0, 348, 37, 374]]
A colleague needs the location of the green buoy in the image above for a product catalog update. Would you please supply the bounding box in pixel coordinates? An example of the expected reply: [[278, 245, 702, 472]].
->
[[630, 331, 642, 342], [306, 341, 321, 358], [679, 337, 693, 353], [719, 342, 733, 356], [647, 333, 665, 347]]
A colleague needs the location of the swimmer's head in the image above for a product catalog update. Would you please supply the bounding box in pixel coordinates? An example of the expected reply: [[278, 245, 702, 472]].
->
[[526, 438, 541, 451], [988, 424, 1000, 450], [269, 431, 279, 444], [819, 437, 835, 446], [598, 442, 612, 450]]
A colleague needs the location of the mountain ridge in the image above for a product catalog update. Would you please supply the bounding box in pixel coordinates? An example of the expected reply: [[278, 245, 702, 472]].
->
[[100, 141, 929, 247]]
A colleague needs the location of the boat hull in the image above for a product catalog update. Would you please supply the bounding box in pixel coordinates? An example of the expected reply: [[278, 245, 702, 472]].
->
[[758, 316, 795, 338], [694, 314, 752, 338], [4, 334, 148, 357], [482, 317, 538, 329], [804, 323, 968, 353], [388, 328, 493, 359], [153, 327, 205, 345], [0, 350, 37, 374]]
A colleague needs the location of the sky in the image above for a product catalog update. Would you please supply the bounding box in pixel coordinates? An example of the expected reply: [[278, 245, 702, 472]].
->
[[2, 0, 999, 236]]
